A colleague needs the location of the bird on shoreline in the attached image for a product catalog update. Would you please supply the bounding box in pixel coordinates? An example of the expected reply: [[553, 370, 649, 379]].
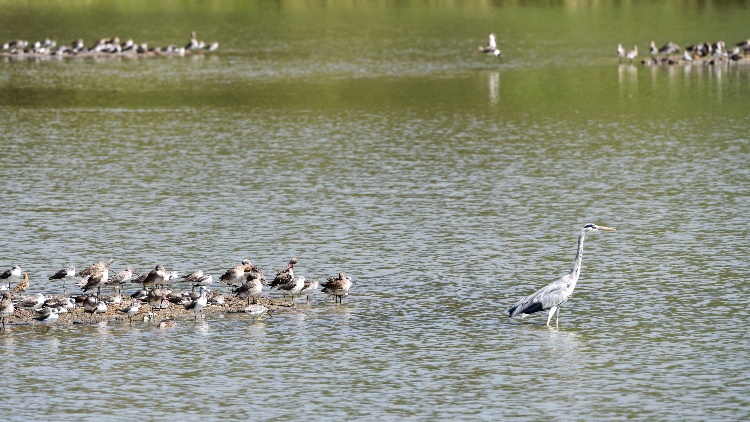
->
[[508, 223, 615, 326], [119, 300, 141, 324], [12, 272, 29, 295], [49, 267, 75, 294], [141, 265, 167, 289], [299, 278, 319, 303], [78, 259, 114, 295], [617, 43, 626, 62], [107, 266, 135, 293], [0, 265, 22, 290], [219, 259, 255, 288], [34, 307, 60, 333], [321, 272, 353, 304], [234, 270, 265, 305], [184, 286, 208, 320], [0, 292, 14, 330]]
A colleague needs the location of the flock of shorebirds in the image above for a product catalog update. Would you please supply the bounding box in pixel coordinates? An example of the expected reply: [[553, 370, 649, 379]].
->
[[0, 31, 218, 59], [0, 258, 354, 332], [617, 39, 750, 65], [477, 32, 750, 66]]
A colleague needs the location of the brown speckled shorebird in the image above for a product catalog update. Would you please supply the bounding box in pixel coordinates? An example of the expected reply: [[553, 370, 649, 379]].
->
[[11, 272, 29, 295], [0, 292, 14, 329], [321, 272, 353, 304]]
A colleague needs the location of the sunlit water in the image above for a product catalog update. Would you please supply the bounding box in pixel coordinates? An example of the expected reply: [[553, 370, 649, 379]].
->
[[1, 1, 749, 420]]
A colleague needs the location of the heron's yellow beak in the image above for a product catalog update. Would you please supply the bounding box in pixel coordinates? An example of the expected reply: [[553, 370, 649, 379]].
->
[[598, 226, 616, 231]]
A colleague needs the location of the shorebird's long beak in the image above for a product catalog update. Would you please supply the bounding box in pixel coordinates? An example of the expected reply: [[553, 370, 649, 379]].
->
[[598, 226, 616, 231]]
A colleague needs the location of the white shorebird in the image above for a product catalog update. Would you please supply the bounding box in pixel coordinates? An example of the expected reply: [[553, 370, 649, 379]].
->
[[119, 300, 141, 324], [321, 272, 354, 304], [508, 223, 616, 326], [625, 45, 638, 63], [34, 308, 60, 332], [184, 286, 208, 320], [299, 278, 319, 303], [478, 32, 502, 59], [0, 292, 14, 329], [617, 43, 626, 62], [83, 295, 99, 322], [244, 304, 268, 321], [0, 265, 22, 290], [49, 266, 75, 293]]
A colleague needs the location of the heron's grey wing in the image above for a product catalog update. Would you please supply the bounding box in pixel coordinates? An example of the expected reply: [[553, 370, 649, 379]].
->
[[508, 274, 573, 317]]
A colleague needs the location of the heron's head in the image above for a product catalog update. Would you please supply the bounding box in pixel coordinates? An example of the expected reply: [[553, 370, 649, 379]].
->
[[583, 223, 616, 232]]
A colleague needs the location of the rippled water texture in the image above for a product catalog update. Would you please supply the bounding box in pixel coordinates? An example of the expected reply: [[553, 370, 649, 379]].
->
[[1, 1, 750, 420]]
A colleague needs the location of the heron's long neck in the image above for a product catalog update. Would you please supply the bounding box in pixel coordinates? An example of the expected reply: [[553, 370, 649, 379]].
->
[[570, 229, 587, 284]]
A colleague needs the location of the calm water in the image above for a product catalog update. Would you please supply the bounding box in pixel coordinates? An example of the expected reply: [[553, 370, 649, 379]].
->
[[1, 1, 749, 420]]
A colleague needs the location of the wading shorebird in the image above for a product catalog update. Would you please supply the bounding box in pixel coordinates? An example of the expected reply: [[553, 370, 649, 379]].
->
[[49, 267, 75, 293], [184, 286, 209, 320], [0, 292, 14, 330], [321, 272, 354, 304], [0, 265, 22, 290], [508, 223, 616, 327]]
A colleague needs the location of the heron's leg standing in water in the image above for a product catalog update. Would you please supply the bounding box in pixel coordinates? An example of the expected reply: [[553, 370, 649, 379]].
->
[[555, 307, 562, 326], [546, 306, 557, 327]]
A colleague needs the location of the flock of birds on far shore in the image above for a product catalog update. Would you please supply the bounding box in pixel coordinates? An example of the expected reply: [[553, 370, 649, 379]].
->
[[617, 39, 750, 65], [0, 31, 217, 59], [0, 257, 354, 332], [477, 32, 750, 66]]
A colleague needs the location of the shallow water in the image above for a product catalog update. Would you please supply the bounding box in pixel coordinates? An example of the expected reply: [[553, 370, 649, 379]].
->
[[1, 1, 750, 420]]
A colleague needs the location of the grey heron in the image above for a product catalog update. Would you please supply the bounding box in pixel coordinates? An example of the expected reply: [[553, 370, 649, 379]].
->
[[508, 223, 615, 326]]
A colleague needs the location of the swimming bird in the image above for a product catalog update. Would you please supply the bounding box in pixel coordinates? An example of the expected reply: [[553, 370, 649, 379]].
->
[[321, 272, 353, 304], [617, 43, 626, 62], [625, 45, 638, 63], [11, 272, 29, 295], [299, 278, 319, 303], [184, 286, 209, 320], [119, 300, 141, 324], [49, 266, 75, 293], [244, 304, 268, 321], [508, 223, 616, 326], [34, 308, 60, 332], [0, 292, 14, 329], [157, 318, 176, 328], [0, 265, 22, 290], [478, 32, 502, 59]]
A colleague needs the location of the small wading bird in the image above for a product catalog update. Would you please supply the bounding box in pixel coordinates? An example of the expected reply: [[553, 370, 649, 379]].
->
[[478, 32, 502, 59], [321, 272, 353, 304], [617, 43, 626, 62], [12, 272, 29, 295], [49, 266, 75, 293], [0, 265, 22, 290], [625, 45, 638, 63], [0, 292, 14, 330], [508, 224, 615, 327]]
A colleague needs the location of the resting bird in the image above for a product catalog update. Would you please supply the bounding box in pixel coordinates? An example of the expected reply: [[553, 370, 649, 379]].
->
[[508, 223, 615, 326]]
